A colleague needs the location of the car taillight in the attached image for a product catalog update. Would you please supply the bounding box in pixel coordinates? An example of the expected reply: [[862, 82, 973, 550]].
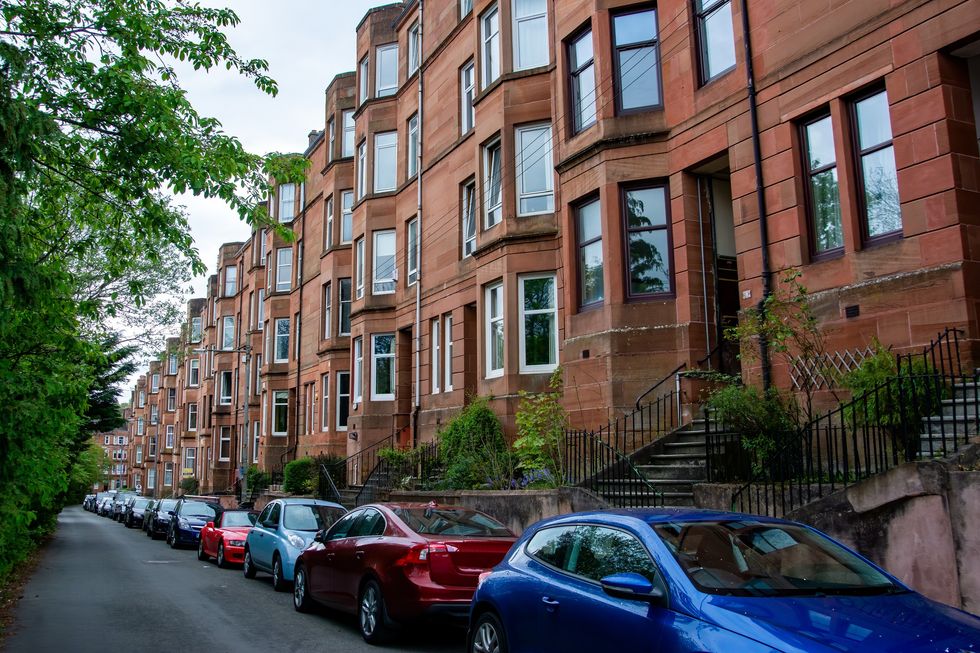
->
[[395, 542, 457, 567]]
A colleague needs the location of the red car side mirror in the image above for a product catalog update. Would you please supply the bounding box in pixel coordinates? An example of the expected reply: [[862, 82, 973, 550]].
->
[[205, 521, 214, 529]]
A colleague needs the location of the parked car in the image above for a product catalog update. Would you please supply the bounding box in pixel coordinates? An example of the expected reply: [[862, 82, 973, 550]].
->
[[142, 500, 158, 534], [243, 498, 346, 592], [97, 492, 118, 516], [146, 498, 178, 539], [110, 492, 135, 521], [293, 502, 516, 643], [83, 494, 96, 511], [468, 509, 980, 653], [166, 498, 222, 548], [123, 497, 152, 529], [116, 493, 139, 522], [198, 510, 258, 567]]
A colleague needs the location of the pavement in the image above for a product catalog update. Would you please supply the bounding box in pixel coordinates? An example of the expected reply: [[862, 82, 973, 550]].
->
[[4, 506, 465, 653]]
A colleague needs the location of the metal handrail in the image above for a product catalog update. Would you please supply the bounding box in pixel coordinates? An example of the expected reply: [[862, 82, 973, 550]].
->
[[319, 462, 343, 504], [635, 363, 686, 411]]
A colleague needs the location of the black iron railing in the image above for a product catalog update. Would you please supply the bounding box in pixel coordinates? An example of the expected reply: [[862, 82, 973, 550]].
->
[[564, 428, 663, 508], [728, 328, 977, 517]]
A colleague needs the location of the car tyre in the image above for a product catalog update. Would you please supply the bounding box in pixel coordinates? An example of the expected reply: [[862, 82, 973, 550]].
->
[[243, 549, 256, 579], [359, 579, 393, 645], [470, 611, 508, 653], [217, 542, 228, 569], [293, 564, 314, 613], [197, 538, 208, 561], [168, 528, 178, 549], [271, 555, 287, 592]]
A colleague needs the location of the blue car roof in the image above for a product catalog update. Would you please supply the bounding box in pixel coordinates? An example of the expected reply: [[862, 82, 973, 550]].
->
[[275, 497, 345, 509], [537, 508, 792, 528]]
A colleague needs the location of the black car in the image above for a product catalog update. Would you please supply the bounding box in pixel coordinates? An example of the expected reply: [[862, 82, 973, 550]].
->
[[123, 497, 152, 528], [147, 498, 179, 539], [110, 492, 135, 521], [83, 494, 97, 511], [166, 498, 222, 549], [142, 500, 158, 534]]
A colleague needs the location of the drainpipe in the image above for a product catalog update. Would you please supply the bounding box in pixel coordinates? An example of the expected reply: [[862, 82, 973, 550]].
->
[[741, 0, 773, 391], [412, 0, 424, 448]]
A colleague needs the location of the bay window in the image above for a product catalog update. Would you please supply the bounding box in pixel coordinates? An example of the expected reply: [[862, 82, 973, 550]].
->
[[371, 333, 395, 400], [519, 274, 557, 373]]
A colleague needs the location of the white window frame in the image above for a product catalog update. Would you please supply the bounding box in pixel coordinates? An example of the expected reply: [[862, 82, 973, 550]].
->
[[371, 333, 395, 401], [324, 194, 334, 249], [139, 390, 145, 407], [321, 373, 330, 431], [222, 315, 235, 350], [151, 373, 160, 393], [407, 217, 418, 286], [518, 273, 558, 374], [323, 282, 332, 339], [357, 141, 367, 199], [188, 403, 198, 431], [359, 55, 369, 104], [407, 113, 419, 178], [337, 371, 350, 431], [353, 337, 363, 404], [431, 318, 441, 393], [341, 191, 354, 243], [278, 183, 296, 223], [461, 61, 476, 135], [485, 281, 504, 378], [444, 314, 454, 391], [137, 417, 144, 435], [168, 353, 178, 375], [342, 110, 355, 157], [136, 445, 143, 465], [327, 117, 335, 162], [184, 447, 196, 473], [376, 43, 399, 97], [219, 370, 233, 405], [165, 425, 175, 450], [149, 436, 157, 458], [188, 358, 199, 387], [355, 238, 365, 299], [276, 247, 292, 292], [190, 317, 202, 343], [218, 427, 231, 460], [373, 230, 396, 295], [462, 180, 477, 256], [515, 123, 555, 215], [373, 131, 398, 193], [252, 421, 260, 464], [150, 405, 158, 425], [339, 278, 352, 335], [224, 265, 237, 296], [274, 317, 289, 363], [167, 387, 176, 411], [512, 0, 548, 71], [408, 21, 420, 76], [484, 139, 502, 228], [272, 391, 289, 436], [257, 288, 265, 329], [481, 5, 501, 89]]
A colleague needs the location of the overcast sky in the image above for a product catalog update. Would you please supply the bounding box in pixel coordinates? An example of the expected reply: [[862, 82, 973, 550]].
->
[[125, 0, 391, 390]]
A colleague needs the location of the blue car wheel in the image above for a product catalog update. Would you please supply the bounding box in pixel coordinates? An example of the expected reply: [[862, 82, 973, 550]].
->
[[470, 612, 507, 653]]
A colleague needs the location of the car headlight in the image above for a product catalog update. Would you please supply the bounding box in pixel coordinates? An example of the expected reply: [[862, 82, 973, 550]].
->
[[227, 539, 245, 547], [287, 534, 305, 549], [178, 518, 189, 529]]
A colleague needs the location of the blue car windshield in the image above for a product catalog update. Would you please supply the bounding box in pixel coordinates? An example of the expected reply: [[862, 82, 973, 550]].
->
[[221, 511, 257, 528], [158, 499, 178, 512], [283, 505, 345, 532], [180, 501, 218, 518], [652, 520, 902, 597]]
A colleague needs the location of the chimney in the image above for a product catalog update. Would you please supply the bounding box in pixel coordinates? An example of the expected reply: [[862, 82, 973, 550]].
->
[[308, 130, 321, 146]]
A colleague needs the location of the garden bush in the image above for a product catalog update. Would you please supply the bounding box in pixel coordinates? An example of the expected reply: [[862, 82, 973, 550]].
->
[[513, 368, 567, 486], [283, 457, 317, 494], [437, 396, 513, 489]]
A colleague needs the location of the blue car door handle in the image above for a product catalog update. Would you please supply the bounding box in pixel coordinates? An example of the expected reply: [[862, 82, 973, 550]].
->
[[541, 596, 560, 612]]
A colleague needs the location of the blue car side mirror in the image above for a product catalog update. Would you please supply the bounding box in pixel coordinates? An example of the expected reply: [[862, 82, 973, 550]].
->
[[600, 573, 667, 606]]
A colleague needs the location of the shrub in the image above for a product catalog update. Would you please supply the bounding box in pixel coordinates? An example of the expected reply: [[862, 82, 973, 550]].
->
[[437, 396, 513, 489], [707, 384, 798, 465], [283, 457, 317, 494], [246, 465, 271, 493], [513, 368, 567, 486], [179, 477, 199, 495]]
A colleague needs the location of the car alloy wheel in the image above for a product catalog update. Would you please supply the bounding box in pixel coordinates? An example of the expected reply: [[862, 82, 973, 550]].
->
[[359, 580, 391, 644], [272, 556, 286, 592], [217, 543, 227, 569], [243, 549, 256, 579], [293, 566, 313, 613], [470, 612, 508, 653], [197, 539, 208, 561]]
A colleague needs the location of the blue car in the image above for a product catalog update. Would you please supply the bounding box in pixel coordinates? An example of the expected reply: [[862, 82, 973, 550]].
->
[[243, 498, 346, 592], [166, 498, 222, 548], [469, 509, 980, 653]]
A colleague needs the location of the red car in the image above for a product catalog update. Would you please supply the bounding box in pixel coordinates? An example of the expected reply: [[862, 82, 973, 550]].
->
[[292, 502, 516, 643], [198, 510, 258, 567]]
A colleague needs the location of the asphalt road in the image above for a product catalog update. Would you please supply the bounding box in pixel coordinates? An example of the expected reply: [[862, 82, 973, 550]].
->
[[4, 506, 466, 653]]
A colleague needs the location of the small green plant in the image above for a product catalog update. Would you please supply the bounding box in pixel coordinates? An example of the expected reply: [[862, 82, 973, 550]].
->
[[707, 384, 798, 468], [179, 477, 199, 494], [437, 396, 513, 489], [283, 457, 317, 494], [246, 465, 271, 493], [513, 368, 567, 486]]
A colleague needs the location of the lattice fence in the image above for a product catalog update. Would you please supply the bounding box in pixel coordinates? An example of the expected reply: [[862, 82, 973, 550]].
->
[[790, 345, 876, 390]]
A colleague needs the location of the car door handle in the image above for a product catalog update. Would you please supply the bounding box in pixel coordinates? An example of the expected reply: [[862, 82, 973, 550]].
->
[[325, 552, 335, 559], [541, 596, 560, 611], [355, 551, 365, 559]]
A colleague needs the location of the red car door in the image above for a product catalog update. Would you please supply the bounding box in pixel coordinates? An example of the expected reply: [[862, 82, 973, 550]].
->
[[332, 509, 386, 610], [311, 510, 361, 606], [201, 521, 216, 556]]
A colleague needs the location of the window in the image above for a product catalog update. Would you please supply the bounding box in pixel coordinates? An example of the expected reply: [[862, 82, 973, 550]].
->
[[168, 354, 178, 375], [222, 315, 235, 350], [484, 139, 502, 227], [188, 403, 198, 431], [520, 274, 558, 373], [324, 195, 334, 249], [513, 0, 548, 71], [184, 447, 196, 473], [164, 462, 174, 486], [190, 317, 202, 343], [167, 388, 176, 411], [219, 427, 231, 459], [294, 311, 301, 359], [341, 191, 354, 243], [136, 445, 143, 465], [252, 422, 260, 463], [274, 317, 289, 363], [515, 123, 554, 215], [272, 391, 288, 435], [853, 89, 900, 242], [149, 436, 157, 457], [374, 131, 397, 193], [372, 333, 395, 400], [462, 181, 477, 256], [376, 44, 399, 97], [224, 265, 237, 296], [256, 288, 265, 329], [355, 238, 365, 299], [165, 425, 174, 449], [612, 8, 661, 112], [296, 240, 304, 285], [278, 183, 296, 222], [321, 374, 330, 431], [188, 358, 199, 386], [695, 0, 736, 83], [481, 6, 500, 88], [151, 373, 160, 393], [353, 337, 364, 404], [137, 417, 144, 435], [253, 354, 261, 395], [139, 390, 145, 407], [357, 141, 367, 199], [576, 197, 603, 306], [408, 22, 420, 76], [147, 467, 156, 489], [527, 525, 660, 584], [444, 314, 454, 391], [460, 0, 473, 17], [323, 282, 332, 339], [276, 247, 292, 292], [569, 29, 596, 132], [372, 230, 396, 295], [219, 370, 233, 405], [461, 61, 476, 134], [486, 282, 504, 377], [259, 228, 267, 263], [407, 218, 418, 286], [339, 278, 352, 335], [359, 55, 369, 103], [407, 113, 419, 178], [624, 184, 673, 297], [336, 371, 351, 431], [327, 117, 335, 162], [342, 110, 355, 157], [431, 318, 441, 393], [150, 405, 158, 425], [802, 114, 843, 256]]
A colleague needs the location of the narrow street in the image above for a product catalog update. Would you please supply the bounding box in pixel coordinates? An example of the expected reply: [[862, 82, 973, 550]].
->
[[4, 506, 465, 653]]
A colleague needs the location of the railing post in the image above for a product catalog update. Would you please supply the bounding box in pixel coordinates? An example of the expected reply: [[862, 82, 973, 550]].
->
[[674, 373, 682, 426]]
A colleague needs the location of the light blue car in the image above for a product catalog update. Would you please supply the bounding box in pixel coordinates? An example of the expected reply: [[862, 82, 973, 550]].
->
[[243, 498, 346, 592]]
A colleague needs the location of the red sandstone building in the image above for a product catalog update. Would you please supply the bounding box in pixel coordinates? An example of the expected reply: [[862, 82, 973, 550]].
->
[[127, 0, 980, 498]]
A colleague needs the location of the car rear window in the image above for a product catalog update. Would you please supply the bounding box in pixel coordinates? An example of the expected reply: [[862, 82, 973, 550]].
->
[[393, 507, 512, 537]]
